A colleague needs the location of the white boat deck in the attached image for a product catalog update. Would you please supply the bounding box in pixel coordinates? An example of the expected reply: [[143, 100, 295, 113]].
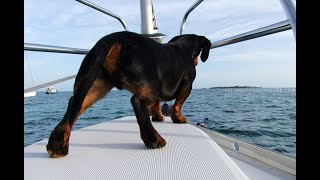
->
[[25, 116, 296, 180], [25, 116, 249, 180]]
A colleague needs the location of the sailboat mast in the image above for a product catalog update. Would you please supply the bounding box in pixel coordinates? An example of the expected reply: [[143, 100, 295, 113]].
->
[[25, 53, 35, 87]]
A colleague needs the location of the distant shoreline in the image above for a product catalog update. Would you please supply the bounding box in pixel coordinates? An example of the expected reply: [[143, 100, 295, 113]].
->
[[209, 86, 262, 89], [35, 86, 296, 92]]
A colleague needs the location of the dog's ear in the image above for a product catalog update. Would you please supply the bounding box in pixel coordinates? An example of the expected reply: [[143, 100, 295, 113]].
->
[[198, 36, 212, 62]]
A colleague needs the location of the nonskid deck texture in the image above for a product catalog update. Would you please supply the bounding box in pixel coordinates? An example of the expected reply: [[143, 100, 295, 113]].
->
[[24, 116, 249, 180]]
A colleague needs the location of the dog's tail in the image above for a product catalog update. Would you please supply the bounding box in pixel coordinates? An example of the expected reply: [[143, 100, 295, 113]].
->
[[69, 36, 120, 119], [74, 36, 119, 93]]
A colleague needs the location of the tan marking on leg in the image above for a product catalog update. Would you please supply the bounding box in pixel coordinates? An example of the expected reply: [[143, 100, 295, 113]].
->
[[74, 79, 112, 126], [194, 56, 198, 66], [128, 83, 155, 104], [171, 85, 190, 123], [150, 101, 165, 121], [139, 84, 153, 99], [171, 102, 187, 123], [103, 43, 121, 74], [47, 79, 112, 158]]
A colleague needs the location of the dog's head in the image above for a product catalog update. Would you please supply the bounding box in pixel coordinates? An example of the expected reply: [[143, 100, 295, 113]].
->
[[168, 34, 212, 65]]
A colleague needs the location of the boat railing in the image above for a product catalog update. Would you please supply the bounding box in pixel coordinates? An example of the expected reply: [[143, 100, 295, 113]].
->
[[180, 0, 296, 49], [75, 0, 128, 31], [24, 75, 76, 93], [24, 43, 89, 55], [24, 0, 296, 91], [179, 0, 204, 35], [210, 20, 292, 49], [24, 0, 128, 92]]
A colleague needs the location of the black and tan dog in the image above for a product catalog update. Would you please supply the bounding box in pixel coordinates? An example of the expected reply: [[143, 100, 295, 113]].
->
[[46, 31, 212, 158]]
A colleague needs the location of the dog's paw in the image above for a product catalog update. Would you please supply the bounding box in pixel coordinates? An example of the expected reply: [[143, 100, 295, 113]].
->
[[141, 129, 167, 149], [171, 111, 189, 124], [144, 135, 167, 149], [46, 127, 70, 158], [46, 141, 69, 158], [151, 115, 165, 122], [172, 116, 188, 124]]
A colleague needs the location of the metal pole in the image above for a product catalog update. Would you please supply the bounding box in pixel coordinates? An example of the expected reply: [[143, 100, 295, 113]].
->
[[24, 43, 89, 54], [211, 20, 291, 49], [180, 0, 204, 35], [76, 0, 128, 31], [280, 0, 296, 39], [140, 0, 156, 34], [24, 74, 77, 93]]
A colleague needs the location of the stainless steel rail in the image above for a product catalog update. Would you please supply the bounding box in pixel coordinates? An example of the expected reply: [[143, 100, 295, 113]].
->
[[75, 0, 128, 31], [24, 43, 89, 54], [210, 20, 291, 49], [23, 19, 291, 91], [180, 0, 295, 48], [25, 0, 296, 92], [24, 0, 129, 92], [24, 74, 77, 93], [24, 43, 86, 92], [179, 0, 204, 35], [280, 0, 296, 39]]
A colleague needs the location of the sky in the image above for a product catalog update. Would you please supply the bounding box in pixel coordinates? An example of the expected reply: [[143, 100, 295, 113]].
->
[[24, 0, 296, 91]]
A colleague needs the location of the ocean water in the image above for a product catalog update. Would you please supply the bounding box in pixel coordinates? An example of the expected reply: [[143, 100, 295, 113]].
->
[[24, 88, 296, 159]]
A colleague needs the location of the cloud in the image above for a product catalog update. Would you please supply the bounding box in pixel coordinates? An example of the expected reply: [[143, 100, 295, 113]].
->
[[214, 49, 296, 63], [24, 0, 296, 89]]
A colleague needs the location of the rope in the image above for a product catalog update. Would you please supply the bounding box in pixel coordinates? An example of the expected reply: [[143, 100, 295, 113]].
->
[[25, 52, 35, 87]]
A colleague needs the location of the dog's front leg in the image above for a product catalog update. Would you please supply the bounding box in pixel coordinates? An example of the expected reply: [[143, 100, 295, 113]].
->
[[171, 83, 192, 124], [131, 95, 166, 149], [150, 101, 165, 122]]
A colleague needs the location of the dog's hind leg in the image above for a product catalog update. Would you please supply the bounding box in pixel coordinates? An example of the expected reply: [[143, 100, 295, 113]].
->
[[46, 41, 121, 158], [131, 93, 166, 149], [46, 76, 113, 158], [171, 83, 192, 124], [150, 101, 165, 122]]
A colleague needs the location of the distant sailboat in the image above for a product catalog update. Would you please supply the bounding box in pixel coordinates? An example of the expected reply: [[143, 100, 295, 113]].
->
[[24, 91, 37, 97], [24, 53, 37, 98]]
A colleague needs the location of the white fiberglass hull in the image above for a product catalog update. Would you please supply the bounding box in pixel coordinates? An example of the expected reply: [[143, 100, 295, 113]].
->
[[24, 91, 36, 98]]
